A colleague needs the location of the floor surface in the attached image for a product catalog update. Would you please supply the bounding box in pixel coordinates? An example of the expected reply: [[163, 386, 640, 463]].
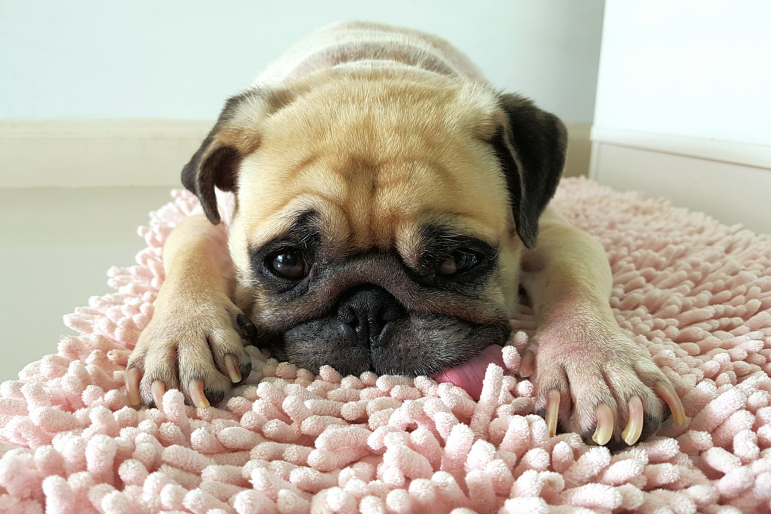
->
[[0, 187, 174, 381]]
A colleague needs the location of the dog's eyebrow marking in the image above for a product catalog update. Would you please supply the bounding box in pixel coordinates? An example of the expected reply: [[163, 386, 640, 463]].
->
[[249, 211, 322, 263], [419, 223, 498, 260], [269, 210, 321, 248]]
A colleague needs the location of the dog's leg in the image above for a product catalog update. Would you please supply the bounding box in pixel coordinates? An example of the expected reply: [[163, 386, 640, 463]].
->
[[126, 213, 254, 409], [518, 206, 685, 446]]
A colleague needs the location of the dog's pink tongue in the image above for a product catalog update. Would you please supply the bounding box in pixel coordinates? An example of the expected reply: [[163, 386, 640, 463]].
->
[[431, 345, 505, 401]]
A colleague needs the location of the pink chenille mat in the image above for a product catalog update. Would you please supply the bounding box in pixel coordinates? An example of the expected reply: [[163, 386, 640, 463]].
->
[[2, 177, 771, 514]]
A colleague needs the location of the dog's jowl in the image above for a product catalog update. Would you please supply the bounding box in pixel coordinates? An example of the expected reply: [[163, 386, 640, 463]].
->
[[126, 21, 684, 447]]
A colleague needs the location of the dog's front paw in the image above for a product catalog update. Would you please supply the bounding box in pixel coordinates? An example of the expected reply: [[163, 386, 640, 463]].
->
[[125, 288, 256, 409], [521, 318, 685, 447]]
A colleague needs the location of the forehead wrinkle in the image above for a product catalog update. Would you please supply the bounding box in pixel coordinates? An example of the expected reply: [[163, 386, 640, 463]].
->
[[281, 151, 322, 183], [245, 76, 509, 251], [335, 158, 462, 248]]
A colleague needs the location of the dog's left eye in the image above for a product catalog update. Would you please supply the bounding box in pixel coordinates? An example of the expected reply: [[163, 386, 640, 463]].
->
[[268, 251, 309, 279], [438, 250, 479, 276]]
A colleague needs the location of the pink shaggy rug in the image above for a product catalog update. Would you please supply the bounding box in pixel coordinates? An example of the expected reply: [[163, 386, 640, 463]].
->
[[2, 177, 771, 514]]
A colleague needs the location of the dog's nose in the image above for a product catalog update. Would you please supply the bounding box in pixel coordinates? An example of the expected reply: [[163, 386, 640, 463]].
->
[[337, 285, 404, 347]]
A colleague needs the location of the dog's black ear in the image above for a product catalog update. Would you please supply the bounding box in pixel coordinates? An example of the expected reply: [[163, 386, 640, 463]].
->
[[492, 93, 567, 249], [182, 88, 294, 224]]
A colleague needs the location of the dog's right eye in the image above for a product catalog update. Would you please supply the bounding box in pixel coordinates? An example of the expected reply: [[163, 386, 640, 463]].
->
[[268, 251, 309, 280], [437, 250, 480, 276]]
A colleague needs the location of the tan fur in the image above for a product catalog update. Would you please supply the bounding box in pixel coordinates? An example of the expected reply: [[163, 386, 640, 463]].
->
[[228, 70, 520, 315], [128, 24, 675, 445], [129, 214, 247, 406], [520, 206, 667, 439]]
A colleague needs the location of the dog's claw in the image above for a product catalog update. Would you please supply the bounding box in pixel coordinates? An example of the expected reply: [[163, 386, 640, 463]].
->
[[151, 380, 166, 412], [126, 368, 142, 406], [520, 352, 535, 378], [592, 403, 614, 445], [225, 354, 242, 383], [622, 396, 644, 445], [189, 378, 210, 408], [236, 314, 258, 342], [655, 381, 686, 425], [546, 389, 560, 437]]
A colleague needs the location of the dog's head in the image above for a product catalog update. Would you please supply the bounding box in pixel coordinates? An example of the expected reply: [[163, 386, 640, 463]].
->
[[182, 68, 566, 376]]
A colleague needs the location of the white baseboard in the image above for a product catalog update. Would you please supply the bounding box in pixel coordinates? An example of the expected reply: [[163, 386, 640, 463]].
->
[[590, 136, 771, 236], [591, 126, 771, 171], [0, 119, 212, 187], [0, 119, 592, 188]]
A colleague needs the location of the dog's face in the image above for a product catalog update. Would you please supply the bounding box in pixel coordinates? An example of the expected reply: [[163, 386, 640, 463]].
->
[[183, 68, 566, 377]]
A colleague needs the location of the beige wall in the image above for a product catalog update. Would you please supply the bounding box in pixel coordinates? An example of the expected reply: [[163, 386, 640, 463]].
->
[[564, 124, 592, 178]]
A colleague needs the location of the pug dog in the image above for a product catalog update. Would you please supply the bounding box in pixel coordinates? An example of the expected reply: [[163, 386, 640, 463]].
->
[[125, 21, 684, 446]]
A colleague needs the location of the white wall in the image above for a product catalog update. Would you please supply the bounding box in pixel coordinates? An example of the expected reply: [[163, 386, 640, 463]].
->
[[594, 1, 771, 146], [591, 0, 771, 235], [0, 0, 604, 123]]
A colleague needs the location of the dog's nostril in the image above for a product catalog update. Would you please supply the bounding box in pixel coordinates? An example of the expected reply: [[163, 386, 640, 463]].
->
[[336, 285, 403, 346], [381, 304, 402, 322], [338, 305, 356, 325]]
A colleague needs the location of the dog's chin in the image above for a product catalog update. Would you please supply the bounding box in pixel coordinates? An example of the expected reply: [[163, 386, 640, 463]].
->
[[266, 313, 511, 378]]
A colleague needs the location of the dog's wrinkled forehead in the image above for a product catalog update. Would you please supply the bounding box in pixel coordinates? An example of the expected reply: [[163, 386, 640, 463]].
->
[[183, 67, 567, 253], [231, 72, 513, 252]]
